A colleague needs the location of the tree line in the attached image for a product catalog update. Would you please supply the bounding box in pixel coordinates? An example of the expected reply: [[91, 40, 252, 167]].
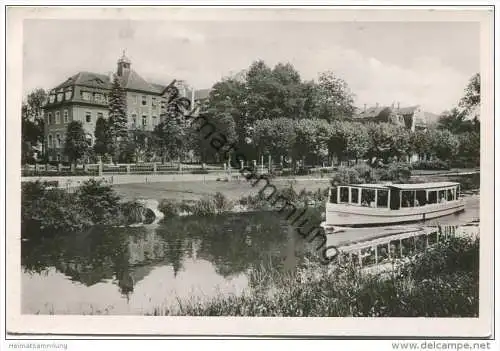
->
[[21, 62, 480, 168]]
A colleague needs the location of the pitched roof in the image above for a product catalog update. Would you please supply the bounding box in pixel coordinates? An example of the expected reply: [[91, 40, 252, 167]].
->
[[119, 69, 164, 94], [397, 105, 420, 115], [53, 71, 112, 91], [355, 106, 390, 119]]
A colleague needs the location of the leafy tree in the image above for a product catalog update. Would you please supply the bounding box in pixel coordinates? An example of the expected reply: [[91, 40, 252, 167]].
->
[[437, 108, 478, 134], [108, 74, 128, 161], [344, 122, 370, 162], [428, 128, 460, 161], [366, 123, 410, 164], [154, 81, 193, 163], [93, 117, 113, 157], [64, 121, 90, 165], [21, 88, 47, 163], [253, 118, 296, 162], [316, 71, 356, 121], [459, 73, 480, 118]]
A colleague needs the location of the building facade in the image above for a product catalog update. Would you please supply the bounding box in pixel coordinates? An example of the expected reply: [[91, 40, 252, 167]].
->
[[43, 53, 206, 161], [354, 102, 439, 132]]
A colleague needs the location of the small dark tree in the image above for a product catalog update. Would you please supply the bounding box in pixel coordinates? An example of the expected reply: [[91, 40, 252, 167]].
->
[[64, 121, 90, 165], [108, 74, 128, 162], [94, 117, 112, 157]]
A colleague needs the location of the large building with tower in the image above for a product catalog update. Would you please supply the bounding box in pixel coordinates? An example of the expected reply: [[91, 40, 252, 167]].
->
[[43, 53, 210, 161]]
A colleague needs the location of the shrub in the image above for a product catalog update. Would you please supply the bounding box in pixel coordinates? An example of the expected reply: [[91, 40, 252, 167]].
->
[[22, 185, 92, 235], [213, 192, 232, 213], [331, 166, 362, 185], [192, 196, 218, 216], [75, 179, 121, 225], [159, 199, 181, 217], [378, 162, 412, 183]]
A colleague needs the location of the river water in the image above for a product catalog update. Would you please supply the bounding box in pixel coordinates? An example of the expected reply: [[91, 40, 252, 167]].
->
[[21, 194, 479, 315]]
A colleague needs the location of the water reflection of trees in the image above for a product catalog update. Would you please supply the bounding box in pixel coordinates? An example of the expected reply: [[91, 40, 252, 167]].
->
[[22, 212, 300, 295]]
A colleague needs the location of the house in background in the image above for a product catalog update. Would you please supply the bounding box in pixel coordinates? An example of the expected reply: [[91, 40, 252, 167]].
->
[[354, 102, 440, 132], [43, 52, 210, 162]]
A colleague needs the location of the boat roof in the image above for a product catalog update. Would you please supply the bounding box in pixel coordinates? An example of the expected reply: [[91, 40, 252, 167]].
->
[[342, 183, 389, 189], [343, 182, 460, 190], [389, 182, 460, 190]]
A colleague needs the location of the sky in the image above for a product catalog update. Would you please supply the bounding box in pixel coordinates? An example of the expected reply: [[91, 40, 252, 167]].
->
[[22, 18, 480, 115]]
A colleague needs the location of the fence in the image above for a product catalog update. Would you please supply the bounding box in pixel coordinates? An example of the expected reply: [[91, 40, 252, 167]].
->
[[21, 162, 226, 177]]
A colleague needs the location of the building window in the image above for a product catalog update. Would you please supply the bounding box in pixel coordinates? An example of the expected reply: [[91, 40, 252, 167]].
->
[[94, 93, 103, 103], [49, 95, 56, 104], [85, 111, 92, 123], [142, 96, 147, 106], [48, 134, 53, 148], [55, 111, 61, 124], [82, 91, 92, 101], [63, 110, 69, 123], [56, 154, 61, 162], [65, 89, 73, 100], [152, 97, 157, 109], [97, 112, 103, 120], [132, 95, 138, 104], [142, 115, 147, 127], [152, 115, 157, 126], [55, 134, 61, 148], [57, 93, 64, 102], [131, 114, 137, 127], [47, 112, 53, 125]]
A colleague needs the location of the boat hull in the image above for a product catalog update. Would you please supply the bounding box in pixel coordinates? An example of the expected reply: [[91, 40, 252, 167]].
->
[[324, 200, 465, 227]]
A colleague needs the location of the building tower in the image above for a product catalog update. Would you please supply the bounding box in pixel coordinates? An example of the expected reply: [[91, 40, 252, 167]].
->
[[117, 50, 131, 77]]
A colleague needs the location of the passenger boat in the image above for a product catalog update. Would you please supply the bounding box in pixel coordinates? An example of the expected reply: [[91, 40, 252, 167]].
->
[[321, 182, 465, 229]]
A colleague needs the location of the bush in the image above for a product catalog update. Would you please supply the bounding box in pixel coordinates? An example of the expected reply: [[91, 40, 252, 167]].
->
[[158, 199, 181, 217], [378, 162, 412, 183], [331, 166, 362, 185], [192, 197, 218, 216], [22, 179, 125, 236], [22, 184, 93, 235], [213, 192, 232, 213], [75, 179, 121, 225]]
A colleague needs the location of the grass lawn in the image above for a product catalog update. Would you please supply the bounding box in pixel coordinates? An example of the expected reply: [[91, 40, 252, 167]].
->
[[113, 178, 332, 202]]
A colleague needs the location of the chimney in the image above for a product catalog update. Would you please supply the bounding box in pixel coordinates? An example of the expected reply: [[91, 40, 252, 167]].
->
[[375, 102, 379, 108], [363, 104, 367, 112], [391, 102, 395, 109], [397, 102, 400, 110]]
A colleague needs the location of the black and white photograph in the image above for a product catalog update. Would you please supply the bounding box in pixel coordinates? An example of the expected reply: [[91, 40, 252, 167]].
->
[[4, 5, 495, 338]]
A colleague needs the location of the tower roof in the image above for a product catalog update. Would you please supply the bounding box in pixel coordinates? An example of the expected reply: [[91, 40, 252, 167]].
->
[[118, 50, 131, 64]]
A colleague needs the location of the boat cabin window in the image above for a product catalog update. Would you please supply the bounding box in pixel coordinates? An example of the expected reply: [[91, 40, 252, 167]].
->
[[330, 187, 337, 203], [438, 190, 447, 203], [361, 189, 376, 207], [401, 191, 415, 208], [416, 190, 426, 206], [339, 187, 349, 203], [377, 189, 389, 208], [428, 191, 437, 204], [447, 188, 454, 201], [351, 188, 359, 205]]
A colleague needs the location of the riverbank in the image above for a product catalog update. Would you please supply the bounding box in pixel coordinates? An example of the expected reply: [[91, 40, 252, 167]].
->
[[147, 235, 478, 317]]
